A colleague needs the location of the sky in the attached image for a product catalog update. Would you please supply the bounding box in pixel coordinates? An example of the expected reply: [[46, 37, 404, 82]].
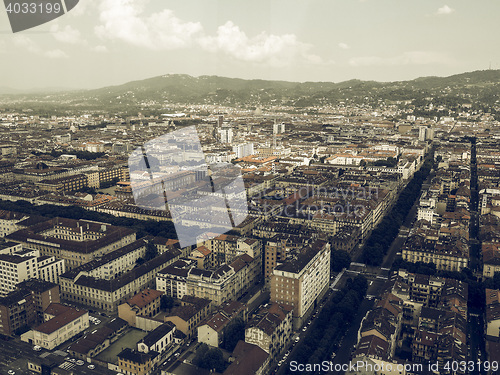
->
[[0, 0, 500, 90]]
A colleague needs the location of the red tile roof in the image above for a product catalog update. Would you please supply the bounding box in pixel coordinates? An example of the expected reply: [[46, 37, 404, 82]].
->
[[127, 289, 163, 309]]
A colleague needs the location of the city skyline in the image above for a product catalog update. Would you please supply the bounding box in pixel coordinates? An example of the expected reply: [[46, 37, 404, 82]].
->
[[1, 0, 500, 90]]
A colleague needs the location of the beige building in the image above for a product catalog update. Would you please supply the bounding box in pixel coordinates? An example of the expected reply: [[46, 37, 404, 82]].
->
[[6, 218, 137, 269], [157, 254, 261, 307], [197, 300, 247, 347], [118, 289, 163, 328], [164, 295, 211, 339], [486, 289, 500, 340], [0, 211, 29, 238], [483, 242, 500, 278], [0, 248, 65, 297], [271, 240, 330, 328], [60, 249, 180, 312], [118, 348, 157, 375], [22, 303, 89, 350], [245, 302, 293, 361]]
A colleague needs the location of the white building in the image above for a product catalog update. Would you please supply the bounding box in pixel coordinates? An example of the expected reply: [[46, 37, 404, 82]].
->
[[22, 303, 89, 350], [245, 302, 293, 360], [219, 128, 233, 144], [233, 143, 255, 158], [0, 211, 29, 238], [0, 248, 66, 296], [137, 322, 176, 354]]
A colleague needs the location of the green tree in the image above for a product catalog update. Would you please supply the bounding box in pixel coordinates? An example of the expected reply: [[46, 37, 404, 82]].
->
[[222, 318, 245, 351], [201, 348, 225, 372], [160, 295, 174, 311], [144, 241, 158, 261], [331, 250, 351, 272]]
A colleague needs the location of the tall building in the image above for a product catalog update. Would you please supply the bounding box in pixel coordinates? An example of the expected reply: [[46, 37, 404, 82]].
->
[[270, 240, 330, 328], [219, 128, 233, 144], [0, 248, 65, 297], [419, 126, 434, 142], [233, 143, 255, 158]]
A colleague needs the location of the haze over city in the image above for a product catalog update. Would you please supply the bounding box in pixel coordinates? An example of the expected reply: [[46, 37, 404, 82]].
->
[[1, 0, 500, 90]]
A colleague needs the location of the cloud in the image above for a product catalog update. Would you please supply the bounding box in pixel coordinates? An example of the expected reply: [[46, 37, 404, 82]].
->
[[436, 5, 455, 15], [197, 21, 325, 66], [13, 35, 68, 59], [349, 51, 453, 67], [92, 45, 108, 53], [93, 0, 326, 66], [338, 42, 350, 50], [50, 24, 84, 44], [95, 0, 203, 50], [44, 49, 69, 59]]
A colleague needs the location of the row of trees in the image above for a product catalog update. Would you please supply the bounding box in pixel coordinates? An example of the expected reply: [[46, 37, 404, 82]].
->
[[284, 275, 368, 375], [331, 250, 351, 272], [360, 154, 434, 266]]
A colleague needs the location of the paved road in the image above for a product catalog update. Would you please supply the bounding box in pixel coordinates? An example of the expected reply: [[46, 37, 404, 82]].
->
[[328, 298, 375, 375]]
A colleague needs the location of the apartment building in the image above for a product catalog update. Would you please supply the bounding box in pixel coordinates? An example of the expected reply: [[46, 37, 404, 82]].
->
[[223, 341, 270, 375], [22, 303, 89, 350], [157, 254, 260, 307], [188, 246, 215, 269], [486, 289, 500, 340], [36, 174, 88, 193], [402, 231, 469, 272], [156, 259, 195, 300], [200, 235, 262, 268], [0, 210, 28, 237], [0, 248, 65, 296], [118, 348, 157, 375], [6, 218, 137, 269], [355, 293, 403, 360], [245, 302, 293, 361], [198, 300, 247, 347], [118, 289, 163, 328], [0, 289, 36, 335], [270, 240, 330, 328], [60, 249, 180, 312], [17, 279, 60, 324], [164, 295, 211, 339], [62, 238, 148, 282]]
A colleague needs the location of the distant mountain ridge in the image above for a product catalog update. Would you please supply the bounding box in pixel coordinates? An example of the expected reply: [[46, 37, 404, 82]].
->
[[2, 70, 500, 114]]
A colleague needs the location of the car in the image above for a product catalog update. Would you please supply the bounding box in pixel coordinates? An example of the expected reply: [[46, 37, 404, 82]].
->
[[70, 358, 76, 363], [8, 371, 15, 375], [302, 327, 307, 332], [33, 345, 42, 351], [174, 352, 180, 357], [76, 360, 84, 366], [295, 337, 300, 343], [95, 320, 101, 324], [88, 364, 95, 369]]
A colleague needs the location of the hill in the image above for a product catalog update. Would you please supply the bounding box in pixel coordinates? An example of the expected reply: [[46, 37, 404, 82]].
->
[[1, 70, 500, 115]]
